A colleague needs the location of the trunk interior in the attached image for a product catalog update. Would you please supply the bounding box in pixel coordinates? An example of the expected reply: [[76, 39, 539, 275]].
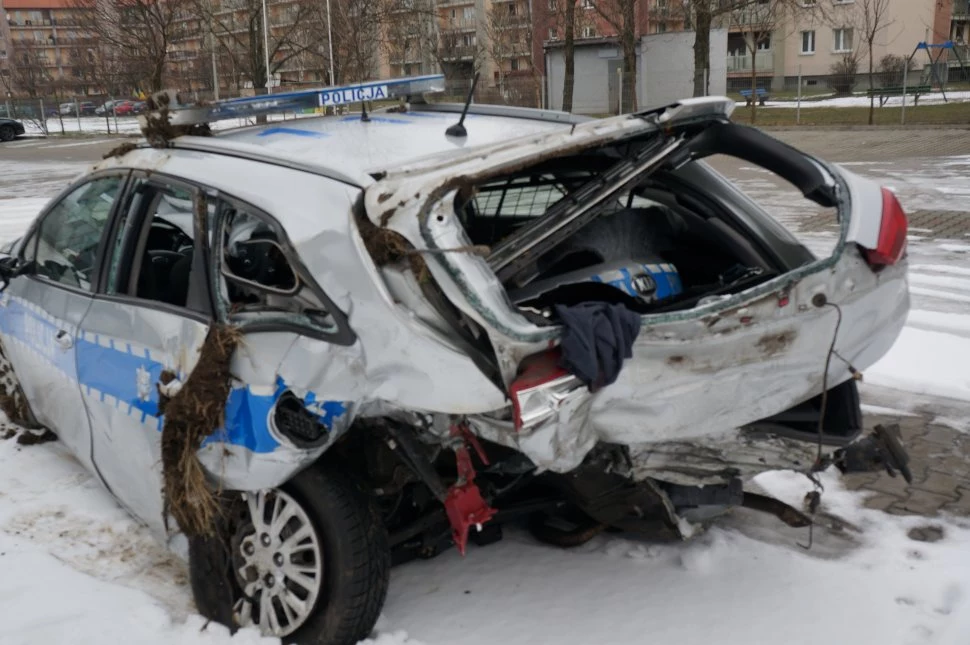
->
[[455, 140, 793, 319]]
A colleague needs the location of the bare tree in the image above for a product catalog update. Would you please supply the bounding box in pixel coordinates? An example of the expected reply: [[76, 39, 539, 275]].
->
[[6, 41, 54, 98], [544, 0, 579, 112], [727, 0, 806, 123], [561, 0, 577, 111], [689, 1, 781, 98], [194, 0, 321, 95], [382, 0, 439, 78], [593, 0, 638, 112], [857, 0, 892, 125], [690, 0, 736, 97], [329, 0, 385, 84], [72, 0, 195, 92], [484, 0, 540, 106]]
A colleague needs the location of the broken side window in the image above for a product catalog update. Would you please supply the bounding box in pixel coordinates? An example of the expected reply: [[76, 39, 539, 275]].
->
[[218, 204, 337, 333], [33, 175, 123, 292]]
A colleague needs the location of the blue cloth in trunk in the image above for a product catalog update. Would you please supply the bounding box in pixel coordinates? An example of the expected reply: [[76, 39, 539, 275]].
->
[[553, 302, 641, 392]]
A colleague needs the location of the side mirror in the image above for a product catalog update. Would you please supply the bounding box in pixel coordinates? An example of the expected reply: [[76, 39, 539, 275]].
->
[[0, 256, 33, 293]]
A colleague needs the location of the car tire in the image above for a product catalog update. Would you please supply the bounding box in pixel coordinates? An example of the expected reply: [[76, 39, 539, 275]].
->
[[188, 465, 390, 645], [0, 125, 15, 142]]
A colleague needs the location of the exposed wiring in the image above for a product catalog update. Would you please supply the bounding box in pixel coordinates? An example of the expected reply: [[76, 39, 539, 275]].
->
[[799, 298, 844, 551], [832, 349, 863, 380]]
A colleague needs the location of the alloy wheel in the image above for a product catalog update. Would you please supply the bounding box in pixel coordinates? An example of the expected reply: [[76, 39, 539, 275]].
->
[[232, 488, 324, 637]]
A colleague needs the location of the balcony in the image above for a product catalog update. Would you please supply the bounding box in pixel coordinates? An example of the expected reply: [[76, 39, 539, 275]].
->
[[728, 7, 774, 29], [953, 0, 969, 20], [438, 45, 477, 61], [726, 50, 774, 73], [440, 17, 476, 31], [494, 16, 532, 29], [437, 0, 474, 7]]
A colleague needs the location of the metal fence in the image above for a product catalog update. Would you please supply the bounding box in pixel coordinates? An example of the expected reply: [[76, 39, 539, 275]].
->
[[0, 95, 148, 136], [2, 63, 967, 136]]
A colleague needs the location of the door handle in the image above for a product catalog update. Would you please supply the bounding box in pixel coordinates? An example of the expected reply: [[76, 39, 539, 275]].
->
[[55, 330, 74, 350]]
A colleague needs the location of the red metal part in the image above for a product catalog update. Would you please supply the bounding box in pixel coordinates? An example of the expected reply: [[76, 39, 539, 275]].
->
[[444, 424, 497, 556]]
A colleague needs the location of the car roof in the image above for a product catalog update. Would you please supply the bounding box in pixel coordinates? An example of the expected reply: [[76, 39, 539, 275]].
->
[[193, 105, 578, 186]]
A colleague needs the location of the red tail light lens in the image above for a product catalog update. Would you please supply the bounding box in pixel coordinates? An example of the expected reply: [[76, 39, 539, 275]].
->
[[863, 187, 908, 270], [509, 349, 582, 431]]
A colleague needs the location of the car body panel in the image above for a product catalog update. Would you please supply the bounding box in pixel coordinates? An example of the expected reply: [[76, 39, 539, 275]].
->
[[77, 298, 210, 533], [1, 98, 909, 536], [88, 147, 510, 527], [215, 110, 572, 185], [357, 109, 908, 473], [0, 282, 95, 472]]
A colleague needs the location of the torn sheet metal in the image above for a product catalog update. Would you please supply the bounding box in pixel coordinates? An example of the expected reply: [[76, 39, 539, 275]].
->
[[626, 428, 823, 487], [357, 119, 907, 473]]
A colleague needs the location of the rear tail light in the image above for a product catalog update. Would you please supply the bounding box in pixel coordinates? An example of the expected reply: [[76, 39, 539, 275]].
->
[[862, 187, 908, 270], [509, 349, 585, 431]]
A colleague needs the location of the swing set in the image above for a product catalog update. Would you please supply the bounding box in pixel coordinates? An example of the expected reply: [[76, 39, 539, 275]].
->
[[907, 41, 969, 103]]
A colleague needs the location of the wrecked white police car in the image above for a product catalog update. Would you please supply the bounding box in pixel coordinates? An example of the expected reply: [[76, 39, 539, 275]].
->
[[0, 76, 912, 644]]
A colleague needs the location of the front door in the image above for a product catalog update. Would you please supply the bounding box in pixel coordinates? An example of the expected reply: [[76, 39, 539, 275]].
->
[[79, 174, 212, 535], [0, 174, 126, 472]]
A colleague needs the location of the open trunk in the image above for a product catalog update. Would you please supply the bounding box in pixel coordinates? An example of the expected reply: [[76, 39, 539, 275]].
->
[[362, 99, 908, 476], [457, 147, 810, 320]]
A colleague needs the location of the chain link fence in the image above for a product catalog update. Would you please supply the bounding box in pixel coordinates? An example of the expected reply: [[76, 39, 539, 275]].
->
[[725, 67, 970, 127], [3, 62, 967, 136], [0, 95, 149, 136]]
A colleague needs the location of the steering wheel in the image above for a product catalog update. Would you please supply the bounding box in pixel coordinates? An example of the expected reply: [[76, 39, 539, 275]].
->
[[148, 249, 185, 275]]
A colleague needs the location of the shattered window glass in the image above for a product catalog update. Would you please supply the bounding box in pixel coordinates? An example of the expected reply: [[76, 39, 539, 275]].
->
[[34, 176, 121, 291], [222, 209, 298, 294], [220, 205, 336, 332]]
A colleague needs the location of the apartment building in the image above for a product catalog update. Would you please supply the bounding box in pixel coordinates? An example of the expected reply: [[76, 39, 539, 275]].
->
[[722, 0, 963, 90], [2, 0, 100, 96], [0, 6, 10, 91], [381, 0, 685, 94], [535, 0, 687, 74], [952, 0, 969, 62]]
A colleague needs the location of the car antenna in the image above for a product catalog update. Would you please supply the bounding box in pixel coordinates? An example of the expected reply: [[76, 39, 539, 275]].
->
[[446, 71, 480, 138], [361, 100, 370, 122]]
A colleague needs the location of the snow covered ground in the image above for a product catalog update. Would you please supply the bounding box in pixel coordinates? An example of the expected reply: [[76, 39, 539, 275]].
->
[[735, 90, 970, 109], [1, 144, 969, 645]]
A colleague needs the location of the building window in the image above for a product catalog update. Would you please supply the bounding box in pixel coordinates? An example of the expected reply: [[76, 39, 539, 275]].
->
[[508, 2, 516, 15], [656, 22, 667, 33], [581, 25, 596, 38], [833, 27, 853, 52], [510, 58, 519, 71], [581, 0, 594, 8], [801, 30, 815, 54], [548, 0, 557, 9], [548, 27, 558, 39]]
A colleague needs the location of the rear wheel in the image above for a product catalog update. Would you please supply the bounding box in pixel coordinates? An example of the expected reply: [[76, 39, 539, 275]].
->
[[189, 466, 390, 645], [0, 125, 15, 142]]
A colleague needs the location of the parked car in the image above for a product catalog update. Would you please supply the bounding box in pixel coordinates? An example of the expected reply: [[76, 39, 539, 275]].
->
[[95, 100, 119, 116], [0, 83, 911, 645], [59, 101, 98, 116], [112, 100, 137, 116], [0, 117, 25, 142]]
